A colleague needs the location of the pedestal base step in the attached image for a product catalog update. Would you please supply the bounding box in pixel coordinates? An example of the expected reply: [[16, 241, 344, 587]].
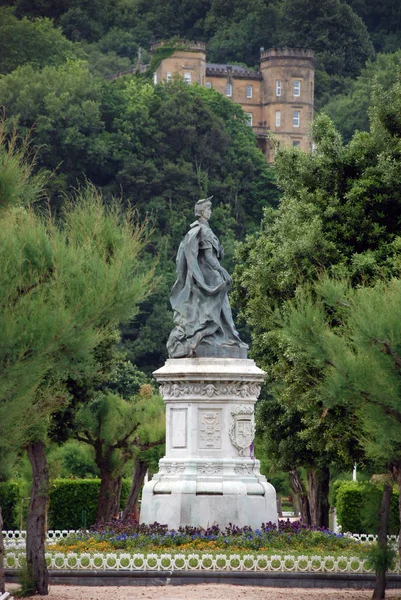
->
[[141, 483, 277, 530]]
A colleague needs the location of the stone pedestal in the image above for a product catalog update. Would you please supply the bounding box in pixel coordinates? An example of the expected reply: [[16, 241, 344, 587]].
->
[[140, 358, 278, 529]]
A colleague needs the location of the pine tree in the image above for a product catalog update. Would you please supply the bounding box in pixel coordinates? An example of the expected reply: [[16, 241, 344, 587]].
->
[[0, 125, 155, 594]]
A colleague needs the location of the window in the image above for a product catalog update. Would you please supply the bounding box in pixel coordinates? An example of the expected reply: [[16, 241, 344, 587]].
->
[[153, 72, 157, 84], [245, 112, 253, 126], [276, 80, 281, 96], [226, 82, 232, 97], [294, 80, 301, 96], [275, 110, 281, 127], [184, 72, 192, 84], [292, 140, 301, 147], [206, 82, 212, 88], [246, 85, 253, 99], [293, 110, 300, 127], [166, 72, 171, 82]]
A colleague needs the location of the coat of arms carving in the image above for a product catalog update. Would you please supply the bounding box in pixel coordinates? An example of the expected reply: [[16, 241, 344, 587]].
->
[[229, 405, 255, 456]]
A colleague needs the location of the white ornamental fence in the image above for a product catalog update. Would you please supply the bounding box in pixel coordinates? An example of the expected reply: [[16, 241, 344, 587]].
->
[[5, 551, 400, 574], [3, 529, 401, 574], [3, 530, 86, 550]]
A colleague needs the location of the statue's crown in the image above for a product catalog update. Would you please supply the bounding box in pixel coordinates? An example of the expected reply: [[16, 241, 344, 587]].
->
[[195, 196, 213, 215]]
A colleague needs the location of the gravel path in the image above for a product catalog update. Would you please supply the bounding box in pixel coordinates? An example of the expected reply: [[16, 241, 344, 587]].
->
[[6, 584, 401, 599]]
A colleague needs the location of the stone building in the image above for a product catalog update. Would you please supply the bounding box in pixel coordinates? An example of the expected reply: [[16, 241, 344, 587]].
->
[[152, 41, 315, 162]]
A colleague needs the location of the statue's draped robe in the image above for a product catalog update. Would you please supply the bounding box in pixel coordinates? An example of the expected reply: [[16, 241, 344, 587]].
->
[[167, 221, 246, 358]]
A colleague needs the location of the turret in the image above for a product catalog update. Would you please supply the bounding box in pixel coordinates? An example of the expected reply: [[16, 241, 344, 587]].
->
[[259, 48, 315, 159], [152, 40, 206, 85]]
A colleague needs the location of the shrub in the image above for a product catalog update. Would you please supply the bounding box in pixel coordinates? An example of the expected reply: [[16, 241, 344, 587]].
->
[[0, 481, 20, 530], [48, 479, 130, 530], [336, 481, 399, 534]]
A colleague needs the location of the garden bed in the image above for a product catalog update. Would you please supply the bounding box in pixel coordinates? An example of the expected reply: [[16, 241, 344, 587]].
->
[[4, 519, 400, 575]]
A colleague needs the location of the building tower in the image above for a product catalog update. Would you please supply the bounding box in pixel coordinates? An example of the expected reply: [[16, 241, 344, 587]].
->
[[259, 48, 315, 161], [152, 40, 206, 86], [147, 41, 315, 163]]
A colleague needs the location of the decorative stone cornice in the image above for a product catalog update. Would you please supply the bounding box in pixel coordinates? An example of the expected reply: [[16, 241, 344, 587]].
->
[[156, 458, 261, 477], [159, 381, 261, 400]]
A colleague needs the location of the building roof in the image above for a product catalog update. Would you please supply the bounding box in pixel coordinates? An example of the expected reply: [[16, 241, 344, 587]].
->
[[206, 63, 261, 80]]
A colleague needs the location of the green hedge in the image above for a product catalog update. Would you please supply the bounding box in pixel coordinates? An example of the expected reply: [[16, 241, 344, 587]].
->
[[0, 479, 132, 531], [336, 481, 399, 534], [0, 482, 20, 530], [48, 479, 131, 530]]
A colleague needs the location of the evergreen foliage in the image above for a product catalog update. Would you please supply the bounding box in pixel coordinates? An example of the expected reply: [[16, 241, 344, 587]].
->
[[0, 124, 158, 594]]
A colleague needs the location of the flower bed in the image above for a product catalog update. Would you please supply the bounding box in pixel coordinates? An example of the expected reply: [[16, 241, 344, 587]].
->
[[4, 520, 399, 574], [47, 519, 368, 555]]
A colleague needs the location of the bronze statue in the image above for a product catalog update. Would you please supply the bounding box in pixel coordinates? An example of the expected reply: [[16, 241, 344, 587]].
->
[[167, 197, 248, 358]]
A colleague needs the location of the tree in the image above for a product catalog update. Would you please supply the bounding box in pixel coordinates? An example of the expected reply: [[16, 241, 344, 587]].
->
[[321, 51, 401, 142], [274, 0, 375, 104], [0, 7, 79, 75], [0, 61, 111, 196], [74, 385, 164, 522], [205, 0, 281, 66], [279, 0, 374, 79], [233, 78, 401, 527], [282, 276, 401, 599], [0, 125, 155, 593], [96, 27, 139, 60], [50, 340, 165, 522], [347, 0, 401, 53], [14, 0, 72, 22]]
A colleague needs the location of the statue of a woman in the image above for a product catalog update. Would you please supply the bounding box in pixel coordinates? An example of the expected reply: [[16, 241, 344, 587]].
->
[[167, 197, 248, 359]]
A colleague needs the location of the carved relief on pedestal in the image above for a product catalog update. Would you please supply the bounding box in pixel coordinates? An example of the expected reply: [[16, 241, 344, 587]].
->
[[160, 381, 261, 400], [158, 462, 185, 475], [198, 409, 221, 449], [197, 463, 223, 475], [229, 405, 255, 457], [234, 464, 255, 475]]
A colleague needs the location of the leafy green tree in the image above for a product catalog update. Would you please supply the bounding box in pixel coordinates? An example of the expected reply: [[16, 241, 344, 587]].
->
[[96, 27, 139, 60], [0, 7, 79, 75], [279, 0, 374, 80], [49, 335, 164, 522], [14, 0, 72, 21], [84, 47, 134, 77], [271, 0, 375, 105], [48, 440, 99, 479], [347, 0, 401, 52], [60, 6, 105, 42], [205, 0, 280, 66], [0, 60, 110, 196], [233, 78, 401, 527], [321, 51, 401, 142], [74, 383, 164, 522]]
